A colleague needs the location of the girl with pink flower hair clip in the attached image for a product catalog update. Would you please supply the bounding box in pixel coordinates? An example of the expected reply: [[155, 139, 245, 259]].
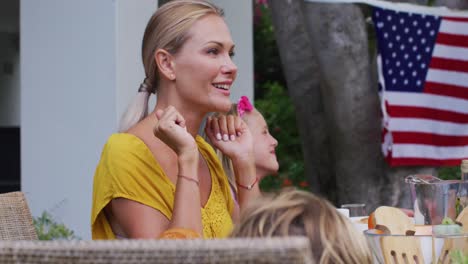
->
[[205, 96, 279, 222]]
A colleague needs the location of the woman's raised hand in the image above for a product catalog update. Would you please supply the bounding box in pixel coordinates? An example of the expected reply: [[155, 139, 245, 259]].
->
[[153, 106, 197, 157], [205, 114, 254, 163]]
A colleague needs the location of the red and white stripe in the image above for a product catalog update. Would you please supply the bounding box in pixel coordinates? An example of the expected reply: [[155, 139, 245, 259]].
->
[[385, 17, 468, 166]]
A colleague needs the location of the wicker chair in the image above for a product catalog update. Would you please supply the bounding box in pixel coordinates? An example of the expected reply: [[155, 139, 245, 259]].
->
[[0, 192, 38, 240], [0, 237, 312, 264]]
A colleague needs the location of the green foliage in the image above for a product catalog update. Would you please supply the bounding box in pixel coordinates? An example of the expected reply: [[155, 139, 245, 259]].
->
[[254, 2, 307, 192], [256, 82, 308, 192], [34, 211, 79, 240], [427, 0, 436, 6], [253, 2, 286, 98], [438, 166, 460, 180]]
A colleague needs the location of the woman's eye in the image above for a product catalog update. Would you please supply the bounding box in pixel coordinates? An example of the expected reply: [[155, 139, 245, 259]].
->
[[207, 48, 219, 55], [229, 51, 235, 57]]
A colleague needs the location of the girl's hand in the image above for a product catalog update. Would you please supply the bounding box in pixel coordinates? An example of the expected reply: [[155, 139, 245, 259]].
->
[[205, 114, 254, 163], [153, 106, 197, 157]]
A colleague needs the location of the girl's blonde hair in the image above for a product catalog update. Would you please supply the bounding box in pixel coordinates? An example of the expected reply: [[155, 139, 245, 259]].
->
[[231, 189, 373, 264], [119, 0, 224, 132]]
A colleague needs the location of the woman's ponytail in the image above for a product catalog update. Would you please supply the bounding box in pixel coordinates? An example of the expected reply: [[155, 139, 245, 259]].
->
[[118, 79, 154, 132]]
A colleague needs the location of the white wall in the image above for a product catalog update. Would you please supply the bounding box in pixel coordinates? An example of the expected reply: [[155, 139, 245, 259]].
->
[[213, 0, 253, 102], [21, 0, 252, 240], [116, 0, 157, 123], [21, 0, 118, 239]]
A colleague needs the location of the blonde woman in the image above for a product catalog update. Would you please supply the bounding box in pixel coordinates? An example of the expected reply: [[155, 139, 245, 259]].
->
[[91, 0, 260, 239], [231, 189, 373, 264]]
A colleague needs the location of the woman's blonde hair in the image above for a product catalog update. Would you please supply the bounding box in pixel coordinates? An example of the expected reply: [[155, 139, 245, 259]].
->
[[231, 189, 372, 264], [119, 0, 224, 132]]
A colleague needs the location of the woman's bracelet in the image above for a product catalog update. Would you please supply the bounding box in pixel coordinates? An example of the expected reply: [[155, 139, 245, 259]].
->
[[178, 175, 199, 186], [236, 177, 259, 190]]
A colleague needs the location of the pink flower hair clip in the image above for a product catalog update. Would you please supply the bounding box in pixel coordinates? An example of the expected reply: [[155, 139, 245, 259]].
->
[[237, 96, 253, 118]]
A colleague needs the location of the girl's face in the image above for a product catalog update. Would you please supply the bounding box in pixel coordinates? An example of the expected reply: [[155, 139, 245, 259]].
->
[[244, 110, 279, 178], [172, 14, 237, 113]]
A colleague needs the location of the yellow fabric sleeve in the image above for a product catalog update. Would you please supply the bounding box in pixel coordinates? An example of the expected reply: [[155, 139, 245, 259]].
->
[[91, 134, 234, 239], [91, 134, 174, 239]]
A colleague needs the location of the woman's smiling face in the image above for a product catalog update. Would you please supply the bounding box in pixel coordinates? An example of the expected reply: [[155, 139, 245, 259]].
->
[[172, 14, 238, 113]]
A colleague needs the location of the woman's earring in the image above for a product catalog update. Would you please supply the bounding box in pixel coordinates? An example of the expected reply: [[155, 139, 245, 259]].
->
[[170, 74, 175, 80]]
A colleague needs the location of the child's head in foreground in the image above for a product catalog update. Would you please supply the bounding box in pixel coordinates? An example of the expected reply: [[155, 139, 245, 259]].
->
[[231, 189, 372, 264]]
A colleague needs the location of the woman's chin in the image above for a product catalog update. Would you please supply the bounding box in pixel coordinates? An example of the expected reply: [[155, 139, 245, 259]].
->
[[211, 101, 232, 113]]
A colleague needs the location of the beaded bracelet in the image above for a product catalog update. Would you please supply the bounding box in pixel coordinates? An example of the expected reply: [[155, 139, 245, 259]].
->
[[178, 175, 199, 186], [236, 177, 259, 190]]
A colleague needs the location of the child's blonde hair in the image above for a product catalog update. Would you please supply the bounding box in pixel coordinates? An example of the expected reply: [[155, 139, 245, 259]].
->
[[231, 189, 372, 264]]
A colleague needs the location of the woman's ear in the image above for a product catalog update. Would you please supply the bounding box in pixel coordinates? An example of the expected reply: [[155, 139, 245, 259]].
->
[[154, 49, 176, 81]]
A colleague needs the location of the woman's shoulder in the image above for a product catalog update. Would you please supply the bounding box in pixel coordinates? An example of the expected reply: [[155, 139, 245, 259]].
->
[[101, 133, 152, 162], [97, 133, 167, 181], [105, 133, 146, 150]]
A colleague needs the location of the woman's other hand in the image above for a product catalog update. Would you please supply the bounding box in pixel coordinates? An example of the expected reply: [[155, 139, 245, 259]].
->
[[154, 106, 197, 157], [205, 114, 254, 163]]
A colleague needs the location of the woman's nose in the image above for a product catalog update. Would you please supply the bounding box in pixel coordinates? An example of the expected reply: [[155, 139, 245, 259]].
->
[[221, 58, 238, 75]]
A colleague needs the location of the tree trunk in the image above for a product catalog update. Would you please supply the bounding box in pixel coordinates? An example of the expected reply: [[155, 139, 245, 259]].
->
[[302, 2, 386, 211], [268, 0, 336, 201]]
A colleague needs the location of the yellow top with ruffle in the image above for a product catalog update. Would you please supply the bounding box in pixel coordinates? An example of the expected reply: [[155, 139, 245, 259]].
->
[[91, 133, 234, 239]]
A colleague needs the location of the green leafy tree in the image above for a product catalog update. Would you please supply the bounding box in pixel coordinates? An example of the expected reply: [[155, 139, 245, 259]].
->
[[34, 211, 79, 240], [438, 166, 460, 180], [256, 82, 308, 192], [254, 1, 308, 192]]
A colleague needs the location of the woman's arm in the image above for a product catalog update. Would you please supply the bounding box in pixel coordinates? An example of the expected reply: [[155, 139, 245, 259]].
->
[[108, 106, 203, 238], [107, 198, 170, 239], [170, 151, 202, 234]]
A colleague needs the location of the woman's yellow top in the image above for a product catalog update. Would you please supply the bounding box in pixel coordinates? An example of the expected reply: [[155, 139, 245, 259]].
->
[[91, 133, 234, 239]]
